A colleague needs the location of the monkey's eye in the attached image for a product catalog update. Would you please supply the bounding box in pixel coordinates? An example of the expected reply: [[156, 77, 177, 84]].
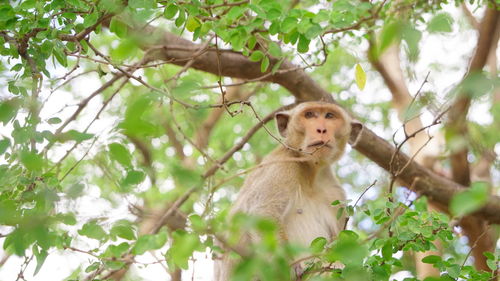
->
[[325, 112, 336, 119], [304, 111, 315, 118]]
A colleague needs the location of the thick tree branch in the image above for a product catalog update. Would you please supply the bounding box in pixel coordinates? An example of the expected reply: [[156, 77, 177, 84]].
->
[[134, 28, 500, 223], [447, 7, 499, 186]]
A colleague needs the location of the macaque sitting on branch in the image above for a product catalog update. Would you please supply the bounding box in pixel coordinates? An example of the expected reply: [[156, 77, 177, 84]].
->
[[214, 101, 361, 280]]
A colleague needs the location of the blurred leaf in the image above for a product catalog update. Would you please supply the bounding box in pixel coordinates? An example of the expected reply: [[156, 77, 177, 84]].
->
[[168, 230, 201, 269], [458, 72, 493, 99], [186, 16, 201, 32], [108, 143, 132, 167], [19, 150, 44, 171], [379, 21, 401, 55], [164, 4, 178, 19], [422, 255, 442, 264], [83, 12, 99, 28], [67, 183, 85, 199], [261, 56, 270, 72], [33, 245, 48, 276], [78, 221, 107, 241], [121, 170, 145, 187], [249, 50, 264, 62], [133, 231, 167, 255], [427, 13, 453, 33], [0, 98, 21, 125], [106, 242, 130, 258], [189, 215, 205, 232], [0, 138, 10, 155], [109, 18, 128, 38], [310, 237, 327, 254], [111, 220, 136, 240], [57, 130, 94, 142], [450, 182, 489, 217], [111, 39, 138, 61], [47, 117, 62, 124], [402, 24, 421, 61], [297, 34, 310, 53], [171, 163, 202, 188], [327, 230, 367, 266], [355, 63, 366, 90]]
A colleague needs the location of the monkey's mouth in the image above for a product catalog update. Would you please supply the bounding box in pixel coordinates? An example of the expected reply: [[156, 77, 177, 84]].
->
[[307, 141, 332, 148]]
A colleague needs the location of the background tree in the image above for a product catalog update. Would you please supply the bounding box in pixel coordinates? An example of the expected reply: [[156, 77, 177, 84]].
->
[[0, 0, 498, 280]]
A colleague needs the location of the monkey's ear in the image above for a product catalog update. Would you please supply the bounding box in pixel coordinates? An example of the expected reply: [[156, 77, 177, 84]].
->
[[275, 112, 290, 138], [349, 120, 363, 145]]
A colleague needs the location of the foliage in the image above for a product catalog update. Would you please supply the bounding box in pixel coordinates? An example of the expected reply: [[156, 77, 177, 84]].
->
[[0, 0, 498, 280]]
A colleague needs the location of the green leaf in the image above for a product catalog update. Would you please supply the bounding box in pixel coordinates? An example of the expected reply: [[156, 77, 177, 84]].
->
[[382, 242, 392, 260], [227, 6, 244, 21], [106, 242, 130, 258], [402, 24, 421, 61], [379, 21, 401, 55], [266, 8, 281, 20], [186, 16, 201, 32], [133, 231, 168, 255], [53, 45, 68, 67], [281, 17, 297, 33], [85, 262, 100, 273], [33, 246, 48, 276], [459, 72, 494, 99], [297, 34, 310, 53], [19, 150, 44, 171], [0, 99, 20, 125], [111, 221, 136, 240], [175, 9, 186, 27], [447, 264, 461, 279], [354, 63, 366, 90], [83, 12, 99, 28], [67, 183, 85, 199], [189, 215, 205, 232], [57, 130, 94, 142], [421, 255, 442, 264], [164, 4, 178, 19], [487, 259, 497, 271], [310, 237, 327, 254], [267, 42, 281, 57], [108, 143, 132, 167], [121, 170, 145, 186], [260, 56, 270, 72], [249, 50, 264, 62], [109, 18, 128, 38], [111, 39, 138, 61], [305, 24, 322, 39], [20, 0, 37, 9], [0, 138, 10, 155], [169, 230, 201, 269], [427, 13, 453, 33], [47, 117, 62, 124], [450, 182, 489, 217], [78, 221, 107, 241]]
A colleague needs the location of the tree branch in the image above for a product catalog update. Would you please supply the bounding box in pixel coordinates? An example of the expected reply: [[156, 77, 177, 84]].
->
[[447, 6, 499, 186]]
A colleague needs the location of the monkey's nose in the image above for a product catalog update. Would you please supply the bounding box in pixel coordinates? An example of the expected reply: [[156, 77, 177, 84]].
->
[[316, 128, 327, 134]]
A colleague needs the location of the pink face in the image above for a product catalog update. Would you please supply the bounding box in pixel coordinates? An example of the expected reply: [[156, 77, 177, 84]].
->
[[276, 102, 351, 160], [296, 106, 347, 154]]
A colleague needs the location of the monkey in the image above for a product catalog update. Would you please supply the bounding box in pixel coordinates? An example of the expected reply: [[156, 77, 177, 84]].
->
[[214, 101, 361, 280]]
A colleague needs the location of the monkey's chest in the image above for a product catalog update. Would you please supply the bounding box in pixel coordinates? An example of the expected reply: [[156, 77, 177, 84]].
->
[[284, 193, 341, 246]]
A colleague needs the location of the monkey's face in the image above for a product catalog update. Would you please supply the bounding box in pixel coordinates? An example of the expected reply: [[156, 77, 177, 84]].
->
[[276, 102, 351, 162]]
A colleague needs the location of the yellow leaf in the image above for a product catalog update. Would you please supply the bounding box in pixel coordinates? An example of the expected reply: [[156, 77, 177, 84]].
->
[[355, 63, 366, 90]]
